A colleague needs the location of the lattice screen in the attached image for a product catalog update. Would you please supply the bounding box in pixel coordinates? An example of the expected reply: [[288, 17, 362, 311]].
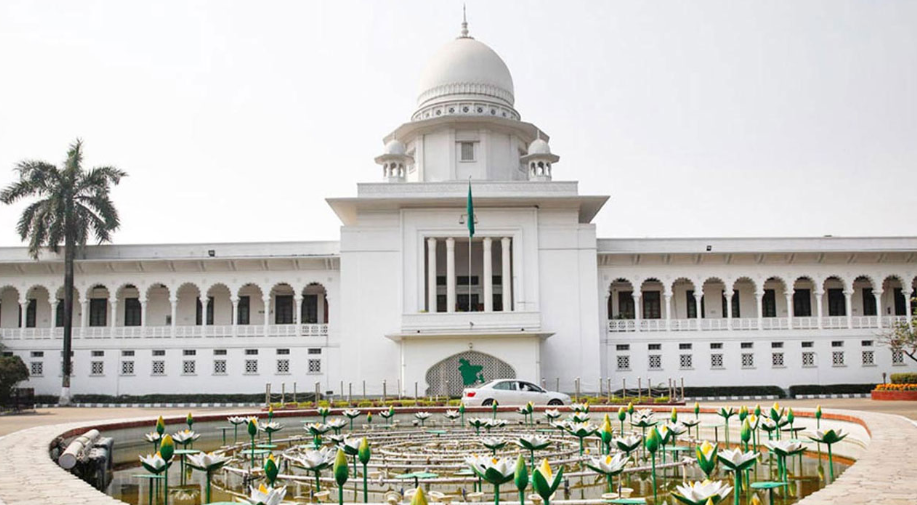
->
[[425, 350, 516, 397]]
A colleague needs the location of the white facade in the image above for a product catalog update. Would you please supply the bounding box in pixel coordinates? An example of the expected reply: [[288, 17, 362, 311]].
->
[[1, 24, 915, 397]]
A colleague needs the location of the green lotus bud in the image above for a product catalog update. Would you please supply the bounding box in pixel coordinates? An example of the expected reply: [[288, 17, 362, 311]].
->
[[358, 437, 371, 465], [367, 412, 373, 424], [156, 416, 165, 436], [268, 405, 274, 419], [627, 402, 634, 415], [186, 412, 194, 427], [670, 407, 678, 423], [815, 405, 822, 419], [532, 459, 563, 501], [248, 418, 258, 437], [645, 427, 660, 454], [411, 487, 428, 505], [617, 407, 626, 421], [754, 404, 762, 417], [159, 434, 175, 461], [787, 408, 795, 424], [333, 448, 349, 486], [739, 405, 748, 421], [264, 454, 279, 486], [694, 402, 700, 415], [741, 418, 752, 444], [459, 404, 465, 413], [514, 455, 529, 491]]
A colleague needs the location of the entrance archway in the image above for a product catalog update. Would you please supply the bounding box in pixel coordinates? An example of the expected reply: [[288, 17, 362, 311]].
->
[[425, 351, 516, 397]]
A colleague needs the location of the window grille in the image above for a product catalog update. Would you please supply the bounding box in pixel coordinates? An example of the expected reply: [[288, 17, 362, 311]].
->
[[616, 355, 630, 370], [741, 353, 754, 368], [802, 352, 816, 367], [861, 351, 874, 366], [832, 351, 845, 366], [91, 361, 104, 376], [308, 359, 322, 373], [277, 359, 290, 374], [679, 354, 693, 369], [152, 361, 165, 375], [711, 354, 724, 368], [772, 352, 784, 367], [121, 361, 134, 375], [245, 359, 258, 374], [183, 360, 196, 374], [213, 360, 227, 374], [648, 355, 662, 370]]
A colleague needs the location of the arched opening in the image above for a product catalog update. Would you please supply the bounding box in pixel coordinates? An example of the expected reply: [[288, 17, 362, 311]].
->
[[175, 283, 202, 327], [86, 284, 111, 327], [425, 350, 516, 397], [270, 283, 296, 325], [882, 275, 910, 318], [301, 283, 329, 324], [670, 277, 696, 320], [53, 286, 80, 328], [607, 278, 634, 319], [640, 278, 664, 320], [763, 277, 788, 318], [206, 284, 233, 326], [701, 277, 726, 319], [23, 285, 50, 329], [237, 283, 264, 326], [145, 283, 171, 327], [792, 276, 816, 318], [823, 276, 847, 318]]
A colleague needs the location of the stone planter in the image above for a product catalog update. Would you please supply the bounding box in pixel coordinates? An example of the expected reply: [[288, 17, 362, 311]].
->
[[871, 389, 917, 401]]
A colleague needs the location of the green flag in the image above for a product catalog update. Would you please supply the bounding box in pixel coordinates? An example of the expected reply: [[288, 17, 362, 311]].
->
[[466, 180, 475, 237]]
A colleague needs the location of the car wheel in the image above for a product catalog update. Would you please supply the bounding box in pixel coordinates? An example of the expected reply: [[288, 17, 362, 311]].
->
[[547, 399, 563, 406], [481, 399, 495, 406]]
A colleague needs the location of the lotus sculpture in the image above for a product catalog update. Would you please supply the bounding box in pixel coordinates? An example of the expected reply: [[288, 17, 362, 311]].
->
[[695, 441, 718, 479], [531, 459, 563, 505], [287, 446, 335, 491], [186, 451, 230, 503], [467, 456, 515, 505], [516, 434, 551, 467], [716, 448, 758, 505], [343, 409, 361, 430], [672, 479, 733, 505], [244, 484, 287, 505], [807, 429, 848, 480], [584, 452, 629, 493]]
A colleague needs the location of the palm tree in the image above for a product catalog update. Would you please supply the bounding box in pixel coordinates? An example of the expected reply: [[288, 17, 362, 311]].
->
[[0, 139, 126, 404]]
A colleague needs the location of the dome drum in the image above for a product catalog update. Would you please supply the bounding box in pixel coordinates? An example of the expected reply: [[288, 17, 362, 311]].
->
[[411, 101, 520, 122]]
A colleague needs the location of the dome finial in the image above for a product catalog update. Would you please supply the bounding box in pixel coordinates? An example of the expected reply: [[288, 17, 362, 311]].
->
[[460, 4, 470, 38]]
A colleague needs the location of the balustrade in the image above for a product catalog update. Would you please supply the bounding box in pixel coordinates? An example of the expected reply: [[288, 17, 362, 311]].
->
[[0, 323, 330, 340]]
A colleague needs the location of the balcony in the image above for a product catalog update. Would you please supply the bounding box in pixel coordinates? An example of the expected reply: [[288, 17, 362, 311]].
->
[[0, 324, 329, 341], [607, 315, 909, 333], [393, 311, 546, 340]]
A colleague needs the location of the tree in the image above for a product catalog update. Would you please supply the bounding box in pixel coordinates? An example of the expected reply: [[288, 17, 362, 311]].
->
[[0, 140, 126, 404], [879, 319, 917, 365], [0, 355, 29, 408]]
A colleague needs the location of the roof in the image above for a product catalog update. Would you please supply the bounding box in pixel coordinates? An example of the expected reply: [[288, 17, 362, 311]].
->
[[597, 236, 917, 255], [0, 241, 340, 263]]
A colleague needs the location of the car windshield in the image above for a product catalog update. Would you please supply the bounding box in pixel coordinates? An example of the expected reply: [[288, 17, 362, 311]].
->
[[479, 379, 510, 389]]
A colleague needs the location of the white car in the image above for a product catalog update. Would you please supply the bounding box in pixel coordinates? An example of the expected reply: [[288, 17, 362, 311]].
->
[[461, 379, 571, 407]]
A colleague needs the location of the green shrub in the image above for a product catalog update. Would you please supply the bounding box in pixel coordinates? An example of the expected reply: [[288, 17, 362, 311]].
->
[[682, 386, 787, 399], [0, 355, 29, 407], [447, 399, 462, 406], [357, 401, 373, 408], [890, 373, 917, 384], [653, 396, 670, 404], [788, 384, 876, 396]]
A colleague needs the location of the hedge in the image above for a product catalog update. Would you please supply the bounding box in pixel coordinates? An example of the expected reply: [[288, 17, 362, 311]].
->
[[32, 393, 317, 405], [788, 384, 877, 396], [682, 386, 787, 399], [890, 373, 917, 384]]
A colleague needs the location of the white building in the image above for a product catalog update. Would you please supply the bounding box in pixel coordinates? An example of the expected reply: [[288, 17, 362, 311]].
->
[[1, 22, 915, 398]]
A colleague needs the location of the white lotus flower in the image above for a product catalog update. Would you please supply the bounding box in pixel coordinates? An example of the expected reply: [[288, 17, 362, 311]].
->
[[666, 421, 689, 436], [673, 479, 733, 505], [259, 421, 283, 433], [339, 436, 362, 455], [326, 418, 348, 430], [485, 418, 508, 429], [764, 440, 805, 457], [415, 412, 432, 420], [186, 451, 231, 472], [543, 409, 561, 419], [444, 410, 461, 419], [681, 418, 701, 427], [139, 453, 168, 474], [717, 448, 759, 471], [228, 416, 250, 425], [516, 434, 551, 451], [466, 455, 515, 484], [585, 453, 629, 475], [286, 447, 335, 470], [481, 437, 507, 450], [245, 484, 287, 505], [143, 432, 161, 443], [172, 430, 200, 445], [614, 434, 643, 452]]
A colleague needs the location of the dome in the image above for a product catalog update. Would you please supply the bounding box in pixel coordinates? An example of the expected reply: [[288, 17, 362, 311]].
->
[[416, 37, 515, 110], [383, 139, 406, 156], [527, 138, 551, 155]]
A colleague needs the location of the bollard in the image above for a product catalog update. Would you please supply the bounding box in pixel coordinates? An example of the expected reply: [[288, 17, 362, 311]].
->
[[445, 380, 450, 401], [622, 378, 626, 399], [281, 383, 286, 405], [340, 380, 344, 400], [556, 377, 560, 392], [415, 381, 419, 400], [383, 380, 387, 402], [265, 383, 271, 408], [637, 377, 642, 402], [348, 383, 352, 405], [574, 377, 580, 402], [293, 382, 297, 404], [314, 382, 321, 408], [397, 379, 402, 399], [680, 377, 685, 402], [362, 380, 366, 399], [607, 378, 612, 401], [599, 376, 603, 396]]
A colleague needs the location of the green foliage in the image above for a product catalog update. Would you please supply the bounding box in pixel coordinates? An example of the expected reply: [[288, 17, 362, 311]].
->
[[653, 396, 670, 404], [0, 356, 29, 406], [357, 401, 373, 408], [879, 320, 917, 363], [682, 385, 787, 398], [788, 383, 877, 396], [890, 373, 917, 384]]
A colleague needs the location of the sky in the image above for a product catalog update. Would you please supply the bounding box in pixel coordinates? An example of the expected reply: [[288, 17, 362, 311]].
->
[[0, 0, 915, 248]]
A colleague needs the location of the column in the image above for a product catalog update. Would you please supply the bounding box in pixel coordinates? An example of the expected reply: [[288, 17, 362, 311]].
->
[[140, 299, 147, 330], [694, 292, 703, 330], [874, 290, 884, 329], [724, 290, 734, 330], [845, 290, 854, 329], [109, 298, 118, 337], [80, 298, 89, 329], [446, 238, 456, 313], [633, 292, 642, 333], [664, 292, 673, 331], [483, 237, 493, 312], [755, 290, 764, 330], [231, 297, 239, 337], [19, 300, 27, 328], [170, 297, 178, 337], [785, 292, 794, 330], [501, 237, 512, 312], [49, 299, 58, 329], [906, 290, 913, 325], [815, 290, 825, 329], [427, 238, 438, 313], [294, 295, 302, 326], [200, 295, 209, 335], [263, 296, 271, 335]]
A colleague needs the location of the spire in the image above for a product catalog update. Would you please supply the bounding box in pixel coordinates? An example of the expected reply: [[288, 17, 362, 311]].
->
[[460, 4, 470, 38]]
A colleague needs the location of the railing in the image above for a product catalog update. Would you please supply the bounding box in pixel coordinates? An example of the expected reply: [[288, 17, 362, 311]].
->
[[733, 318, 757, 331], [0, 324, 330, 340], [670, 319, 698, 332], [639, 319, 665, 332], [852, 316, 877, 329], [700, 319, 730, 331], [794, 316, 819, 329], [883, 315, 909, 327], [822, 316, 848, 329], [608, 320, 635, 332], [761, 317, 789, 330]]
